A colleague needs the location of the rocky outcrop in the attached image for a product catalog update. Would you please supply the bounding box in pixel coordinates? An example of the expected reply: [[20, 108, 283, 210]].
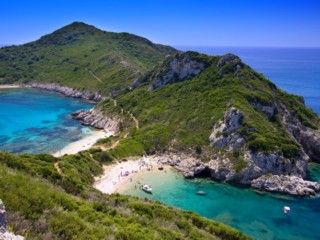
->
[[156, 151, 319, 196], [216, 54, 243, 75], [249, 100, 277, 120], [0, 200, 24, 240], [132, 52, 207, 90], [150, 54, 205, 90], [279, 103, 320, 163], [202, 107, 320, 195], [25, 83, 105, 102], [209, 107, 245, 150], [71, 108, 119, 133], [251, 175, 320, 196]]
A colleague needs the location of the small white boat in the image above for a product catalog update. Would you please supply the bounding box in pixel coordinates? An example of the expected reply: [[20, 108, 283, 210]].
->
[[140, 184, 152, 193], [284, 206, 291, 214]]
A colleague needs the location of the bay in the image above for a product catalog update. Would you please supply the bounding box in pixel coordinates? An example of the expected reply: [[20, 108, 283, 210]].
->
[[0, 88, 94, 154]]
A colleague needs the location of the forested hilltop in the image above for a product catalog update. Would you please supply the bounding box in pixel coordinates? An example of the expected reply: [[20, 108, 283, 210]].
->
[[0, 22, 177, 95]]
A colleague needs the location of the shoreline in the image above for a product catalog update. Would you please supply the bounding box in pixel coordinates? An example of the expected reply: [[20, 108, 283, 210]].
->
[[53, 129, 112, 157], [0, 84, 22, 89], [94, 156, 168, 194]]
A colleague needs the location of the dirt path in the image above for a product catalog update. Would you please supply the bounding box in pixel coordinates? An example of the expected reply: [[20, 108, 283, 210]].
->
[[54, 162, 64, 175], [130, 112, 139, 129], [86, 68, 103, 83]]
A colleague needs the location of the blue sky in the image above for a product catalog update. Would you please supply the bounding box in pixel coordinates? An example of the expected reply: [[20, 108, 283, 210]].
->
[[1, 0, 320, 47]]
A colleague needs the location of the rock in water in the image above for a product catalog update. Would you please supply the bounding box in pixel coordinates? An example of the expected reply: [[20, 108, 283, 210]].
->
[[251, 175, 320, 196]]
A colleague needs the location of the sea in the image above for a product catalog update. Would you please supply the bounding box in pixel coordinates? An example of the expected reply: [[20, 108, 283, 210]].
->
[[123, 47, 320, 240], [0, 88, 94, 154]]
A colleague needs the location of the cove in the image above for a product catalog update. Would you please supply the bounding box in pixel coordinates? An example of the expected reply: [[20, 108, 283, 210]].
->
[[0, 88, 94, 154], [122, 164, 320, 240]]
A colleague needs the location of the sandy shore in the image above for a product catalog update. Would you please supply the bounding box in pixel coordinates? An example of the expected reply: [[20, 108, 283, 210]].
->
[[0, 84, 22, 89], [53, 130, 112, 157], [94, 156, 165, 194]]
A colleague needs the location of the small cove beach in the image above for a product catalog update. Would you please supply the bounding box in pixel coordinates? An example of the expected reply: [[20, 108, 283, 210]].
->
[[94, 156, 168, 194]]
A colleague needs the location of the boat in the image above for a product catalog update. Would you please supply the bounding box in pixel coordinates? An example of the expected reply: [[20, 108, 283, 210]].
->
[[140, 184, 152, 193], [284, 206, 291, 214], [158, 164, 164, 170], [196, 191, 206, 196]]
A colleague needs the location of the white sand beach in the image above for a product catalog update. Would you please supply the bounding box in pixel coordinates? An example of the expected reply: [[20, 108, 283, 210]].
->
[[53, 130, 112, 157], [0, 84, 22, 89], [94, 156, 164, 194]]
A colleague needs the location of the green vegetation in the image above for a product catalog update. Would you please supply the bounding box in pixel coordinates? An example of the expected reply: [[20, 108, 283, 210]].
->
[[0, 22, 177, 95], [0, 151, 250, 239], [97, 52, 319, 165]]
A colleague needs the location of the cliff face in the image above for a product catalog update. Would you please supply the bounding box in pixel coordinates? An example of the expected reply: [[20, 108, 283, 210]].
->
[[71, 108, 119, 133], [0, 200, 24, 240], [132, 51, 211, 90], [204, 107, 319, 196]]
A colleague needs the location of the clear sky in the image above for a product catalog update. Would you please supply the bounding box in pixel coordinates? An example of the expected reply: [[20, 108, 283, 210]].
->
[[1, 0, 320, 47]]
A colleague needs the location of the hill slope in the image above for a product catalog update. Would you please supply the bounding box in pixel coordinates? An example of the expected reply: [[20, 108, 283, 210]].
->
[[0, 22, 177, 95], [0, 151, 249, 240], [79, 51, 320, 196]]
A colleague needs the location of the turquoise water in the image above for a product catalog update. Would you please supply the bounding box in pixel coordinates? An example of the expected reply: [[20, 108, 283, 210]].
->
[[0, 88, 94, 154], [123, 166, 320, 240]]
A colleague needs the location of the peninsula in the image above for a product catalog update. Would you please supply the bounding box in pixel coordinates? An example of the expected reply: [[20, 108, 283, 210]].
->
[[0, 22, 319, 239]]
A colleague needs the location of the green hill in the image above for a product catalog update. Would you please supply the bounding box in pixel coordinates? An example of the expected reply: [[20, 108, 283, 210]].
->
[[91, 51, 320, 193], [0, 22, 177, 95]]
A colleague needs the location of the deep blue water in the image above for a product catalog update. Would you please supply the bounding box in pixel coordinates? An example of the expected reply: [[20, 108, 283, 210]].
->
[[0, 88, 94, 154], [177, 47, 320, 114]]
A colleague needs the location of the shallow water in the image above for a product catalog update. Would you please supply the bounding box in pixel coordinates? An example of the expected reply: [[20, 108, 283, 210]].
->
[[123, 165, 320, 240], [0, 88, 94, 154]]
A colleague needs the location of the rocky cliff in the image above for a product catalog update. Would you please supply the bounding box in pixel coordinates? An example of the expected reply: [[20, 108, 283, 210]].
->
[[71, 108, 119, 133], [25, 83, 105, 102], [132, 51, 210, 90], [0, 200, 24, 240]]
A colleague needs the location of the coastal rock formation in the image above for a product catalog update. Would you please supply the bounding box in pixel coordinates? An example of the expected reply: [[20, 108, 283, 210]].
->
[[156, 151, 319, 196], [71, 108, 119, 133], [209, 107, 245, 150], [251, 175, 320, 196], [0, 200, 24, 240], [25, 83, 105, 102], [279, 103, 320, 163]]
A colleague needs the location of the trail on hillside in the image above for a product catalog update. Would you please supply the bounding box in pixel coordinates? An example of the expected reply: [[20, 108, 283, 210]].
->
[[85, 67, 103, 83], [54, 162, 64, 175], [100, 100, 139, 151]]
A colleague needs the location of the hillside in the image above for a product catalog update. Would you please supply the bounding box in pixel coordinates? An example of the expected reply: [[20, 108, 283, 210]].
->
[[79, 51, 320, 195], [0, 22, 177, 95], [0, 151, 249, 240]]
